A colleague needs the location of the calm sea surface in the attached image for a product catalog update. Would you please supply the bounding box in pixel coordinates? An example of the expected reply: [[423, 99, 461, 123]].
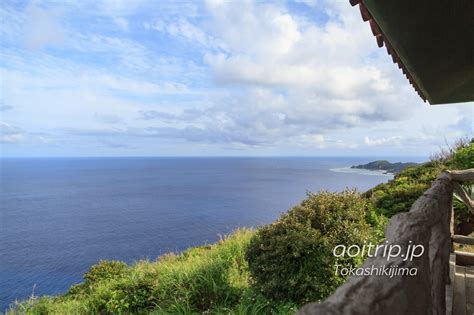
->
[[0, 157, 405, 311]]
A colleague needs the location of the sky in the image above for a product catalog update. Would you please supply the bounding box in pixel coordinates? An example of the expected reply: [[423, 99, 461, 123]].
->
[[0, 0, 472, 157]]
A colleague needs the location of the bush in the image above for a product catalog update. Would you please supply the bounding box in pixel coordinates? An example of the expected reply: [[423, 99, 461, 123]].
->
[[245, 190, 375, 304], [64, 260, 129, 298], [430, 137, 472, 165], [365, 140, 472, 234], [83, 260, 128, 284], [450, 142, 473, 169], [364, 160, 448, 217]]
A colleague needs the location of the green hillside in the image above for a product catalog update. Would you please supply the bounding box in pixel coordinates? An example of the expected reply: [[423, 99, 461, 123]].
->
[[351, 160, 420, 174]]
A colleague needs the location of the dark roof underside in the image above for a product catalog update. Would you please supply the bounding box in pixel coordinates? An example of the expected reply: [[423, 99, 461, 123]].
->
[[352, 0, 474, 105]]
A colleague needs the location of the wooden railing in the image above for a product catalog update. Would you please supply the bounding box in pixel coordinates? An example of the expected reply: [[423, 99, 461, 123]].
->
[[298, 169, 474, 315]]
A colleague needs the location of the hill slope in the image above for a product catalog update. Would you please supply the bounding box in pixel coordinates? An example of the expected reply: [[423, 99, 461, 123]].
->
[[351, 160, 419, 174]]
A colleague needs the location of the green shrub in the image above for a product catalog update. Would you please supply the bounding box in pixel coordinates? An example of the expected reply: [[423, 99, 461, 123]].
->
[[430, 137, 472, 166], [366, 141, 473, 227], [450, 142, 473, 169], [83, 260, 128, 284], [84, 275, 157, 314], [365, 162, 444, 217], [245, 190, 375, 304]]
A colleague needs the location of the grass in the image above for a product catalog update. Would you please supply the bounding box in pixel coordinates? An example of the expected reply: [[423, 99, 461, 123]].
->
[[7, 229, 297, 314]]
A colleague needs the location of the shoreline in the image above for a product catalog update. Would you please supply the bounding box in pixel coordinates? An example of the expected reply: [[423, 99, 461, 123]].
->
[[330, 166, 395, 177]]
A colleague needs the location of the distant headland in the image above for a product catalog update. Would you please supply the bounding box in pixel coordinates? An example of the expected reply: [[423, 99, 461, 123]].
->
[[351, 160, 420, 174]]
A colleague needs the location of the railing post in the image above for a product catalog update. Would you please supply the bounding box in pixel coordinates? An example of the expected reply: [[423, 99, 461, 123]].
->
[[428, 176, 453, 314]]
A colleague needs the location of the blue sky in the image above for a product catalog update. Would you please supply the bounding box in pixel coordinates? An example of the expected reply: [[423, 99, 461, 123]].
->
[[0, 0, 472, 157]]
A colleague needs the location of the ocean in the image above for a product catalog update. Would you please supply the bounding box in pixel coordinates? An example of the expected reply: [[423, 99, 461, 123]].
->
[[0, 157, 404, 311]]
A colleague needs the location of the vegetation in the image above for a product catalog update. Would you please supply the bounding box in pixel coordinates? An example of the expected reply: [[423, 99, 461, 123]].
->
[[8, 140, 473, 314], [245, 190, 382, 304], [365, 139, 473, 218], [8, 230, 297, 315], [351, 160, 419, 174]]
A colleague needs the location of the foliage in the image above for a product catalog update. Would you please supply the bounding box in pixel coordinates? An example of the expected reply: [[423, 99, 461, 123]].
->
[[84, 260, 128, 284], [450, 141, 474, 224], [364, 162, 443, 217], [453, 183, 473, 226], [7, 229, 297, 315], [365, 141, 473, 218], [429, 137, 472, 166], [449, 141, 473, 169], [351, 160, 419, 174], [245, 190, 376, 304]]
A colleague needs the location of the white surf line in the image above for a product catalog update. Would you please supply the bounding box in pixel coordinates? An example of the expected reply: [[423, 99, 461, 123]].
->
[[330, 167, 394, 177]]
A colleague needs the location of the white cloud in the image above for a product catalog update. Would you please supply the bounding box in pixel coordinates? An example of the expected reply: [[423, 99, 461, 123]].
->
[[0, 122, 24, 143], [293, 0, 319, 7], [145, 17, 223, 50], [364, 136, 402, 146], [1, 0, 471, 156], [292, 134, 325, 148], [197, 0, 414, 137]]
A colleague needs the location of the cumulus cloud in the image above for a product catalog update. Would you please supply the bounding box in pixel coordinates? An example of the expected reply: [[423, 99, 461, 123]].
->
[[1, 0, 470, 156], [157, 0, 415, 147]]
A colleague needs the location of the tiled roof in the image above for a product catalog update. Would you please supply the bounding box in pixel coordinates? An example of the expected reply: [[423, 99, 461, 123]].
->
[[350, 0, 427, 102]]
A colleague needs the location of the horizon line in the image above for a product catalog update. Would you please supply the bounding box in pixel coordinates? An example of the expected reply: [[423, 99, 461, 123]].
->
[[0, 155, 429, 159]]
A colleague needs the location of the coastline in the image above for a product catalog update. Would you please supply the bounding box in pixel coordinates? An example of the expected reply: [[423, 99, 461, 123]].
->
[[330, 166, 395, 177]]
